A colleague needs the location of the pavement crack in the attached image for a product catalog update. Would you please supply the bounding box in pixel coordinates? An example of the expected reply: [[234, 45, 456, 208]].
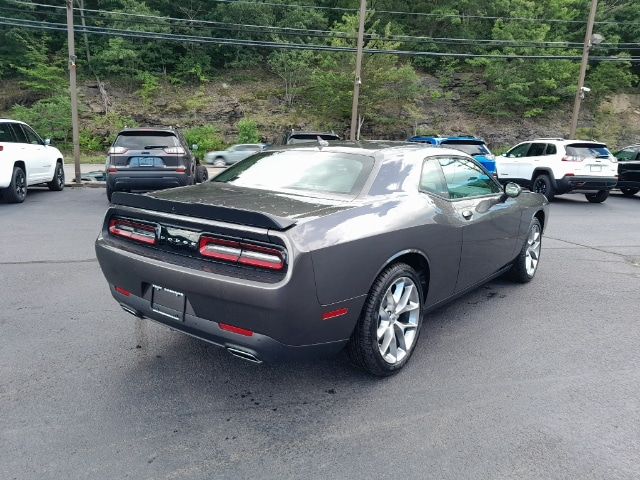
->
[[0, 258, 97, 265], [546, 236, 640, 268]]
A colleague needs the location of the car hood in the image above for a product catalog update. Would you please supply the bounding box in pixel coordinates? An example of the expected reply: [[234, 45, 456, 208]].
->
[[147, 181, 355, 223]]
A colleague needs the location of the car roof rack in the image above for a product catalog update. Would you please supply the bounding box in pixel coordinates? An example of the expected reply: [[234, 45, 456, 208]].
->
[[534, 137, 565, 141]]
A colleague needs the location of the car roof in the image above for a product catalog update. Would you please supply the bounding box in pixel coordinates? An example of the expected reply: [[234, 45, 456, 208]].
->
[[117, 127, 178, 134], [409, 135, 485, 143], [0, 118, 27, 125], [530, 138, 608, 145]]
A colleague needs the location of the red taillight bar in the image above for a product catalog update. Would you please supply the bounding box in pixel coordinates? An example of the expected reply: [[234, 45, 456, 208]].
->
[[109, 218, 157, 245], [199, 235, 285, 271], [115, 286, 131, 297], [219, 323, 254, 337], [322, 308, 349, 321], [0, 146, 4, 152]]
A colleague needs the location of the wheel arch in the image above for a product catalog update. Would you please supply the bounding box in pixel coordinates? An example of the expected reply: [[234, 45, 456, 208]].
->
[[373, 249, 431, 302], [531, 168, 557, 187], [13, 160, 27, 178], [534, 209, 546, 231]]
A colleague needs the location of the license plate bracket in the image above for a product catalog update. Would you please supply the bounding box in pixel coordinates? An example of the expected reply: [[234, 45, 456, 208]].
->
[[151, 285, 185, 321], [590, 165, 602, 172]]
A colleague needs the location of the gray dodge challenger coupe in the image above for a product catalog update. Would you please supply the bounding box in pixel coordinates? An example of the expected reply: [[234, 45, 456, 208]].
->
[[96, 141, 548, 376]]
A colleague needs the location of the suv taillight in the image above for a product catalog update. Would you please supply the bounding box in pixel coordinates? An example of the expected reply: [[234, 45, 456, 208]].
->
[[561, 155, 584, 162], [109, 218, 157, 245], [199, 236, 285, 271], [108, 146, 128, 154], [164, 146, 185, 154]]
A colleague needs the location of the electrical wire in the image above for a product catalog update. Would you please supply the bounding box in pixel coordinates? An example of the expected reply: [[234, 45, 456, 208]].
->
[[1, 17, 637, 62]]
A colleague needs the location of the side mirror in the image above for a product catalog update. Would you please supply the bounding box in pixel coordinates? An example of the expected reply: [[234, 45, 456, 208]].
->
[[504, 182, 522, 198], [44, 138, 51, 146], [191, 144, 198, 151]]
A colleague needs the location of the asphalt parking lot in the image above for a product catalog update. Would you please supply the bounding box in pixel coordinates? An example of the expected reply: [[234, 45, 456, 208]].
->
[[1, 187, 639, 480]]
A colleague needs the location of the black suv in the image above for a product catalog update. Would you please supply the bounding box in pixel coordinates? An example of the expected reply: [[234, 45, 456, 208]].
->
[[281, 129, 341, 145], [106, 128, 208, 201]]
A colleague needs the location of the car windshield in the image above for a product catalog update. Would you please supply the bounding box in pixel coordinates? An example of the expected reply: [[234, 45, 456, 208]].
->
[[114, 132, 180, 150], [288, 134, 340, 144], [213, 150, 373, 196], [566, 143, 611, 158], [440, 141, 490, 156]]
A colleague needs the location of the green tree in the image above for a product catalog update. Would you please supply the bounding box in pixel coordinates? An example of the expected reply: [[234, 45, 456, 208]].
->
[[237, 119, 261, 143], [11, 95, 72, 146], [268, 51, 315, 106], [184, 126, 225, 160]]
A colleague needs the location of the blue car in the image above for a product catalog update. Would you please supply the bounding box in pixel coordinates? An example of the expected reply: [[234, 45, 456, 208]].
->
[[407, 135, 497, 175]]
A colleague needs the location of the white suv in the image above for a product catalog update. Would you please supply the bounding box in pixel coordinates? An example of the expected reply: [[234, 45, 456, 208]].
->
[[0, 119, 65, 203], [496, 138, 618, 203]]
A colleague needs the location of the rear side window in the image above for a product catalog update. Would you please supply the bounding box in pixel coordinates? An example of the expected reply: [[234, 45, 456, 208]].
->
[[0, 123, 16, 142], [566, 143, 611, 159], [545, 144, 557, 155], [10, 124, 28, 143], [527, 143, 546, 156], [440, 140, 489, 156], [420, 158, 449, 198], [114, 132, 180, 150], [507, 143, 530, 158], [213, 150, 373, 196]]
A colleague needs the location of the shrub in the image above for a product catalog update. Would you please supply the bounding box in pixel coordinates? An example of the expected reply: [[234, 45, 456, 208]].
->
[[11, 95, 72, 147], [237, 118, 260, 143], [184, 125, 225, 160]]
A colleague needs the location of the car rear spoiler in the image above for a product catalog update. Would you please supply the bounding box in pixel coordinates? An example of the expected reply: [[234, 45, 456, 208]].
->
[[111, 192, 297, 231]]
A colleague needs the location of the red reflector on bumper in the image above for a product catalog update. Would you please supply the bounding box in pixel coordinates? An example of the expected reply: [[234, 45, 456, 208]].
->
[[115, 286, 131, 297], [322, 308, 349, 321], [219, 323, 254, 337]]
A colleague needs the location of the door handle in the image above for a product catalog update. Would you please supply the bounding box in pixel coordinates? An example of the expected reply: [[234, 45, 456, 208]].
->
[[462, 210, 473, 220]]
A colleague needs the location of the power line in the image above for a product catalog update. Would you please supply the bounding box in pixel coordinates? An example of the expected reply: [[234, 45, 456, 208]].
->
[[9, 0, 640, 27], [1, 17, 638, 62], [3, 6, 639, 52]]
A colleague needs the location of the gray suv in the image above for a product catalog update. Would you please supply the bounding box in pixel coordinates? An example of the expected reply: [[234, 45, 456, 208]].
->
[[106, 128, 208, 201]]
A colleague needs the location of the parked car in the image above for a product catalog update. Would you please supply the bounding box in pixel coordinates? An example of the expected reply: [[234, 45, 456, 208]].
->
[[0, 119, 65, 203], [205, 144, 266, 167], [613, 144, 640, 197], [95, 142, 548, 376], [407, 135, 497, 175], [282, 129, 341, 145], [105, 127, 208, 202], [81, 170, 106, 182], [495, 138, 618, 202]]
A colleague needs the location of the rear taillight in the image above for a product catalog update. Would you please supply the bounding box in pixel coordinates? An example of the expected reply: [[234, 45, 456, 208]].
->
[[109, 218, 157, 245], [199, 236, 285, 271], [164, 146, 185, 154], [0, 146, 4, 152], [108, 146, 128, 154], [175, 166, 186, 173], [562, 155, 583, 162], [107, 166, 118, 173]]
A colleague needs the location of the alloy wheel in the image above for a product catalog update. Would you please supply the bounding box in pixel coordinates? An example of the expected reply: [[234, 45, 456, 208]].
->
[[525, 224, 542, 276], [533, 178, 547, 195], [15, 170, 26, 199], [377, 277, 421, 365], [57, 166, 64, 187]]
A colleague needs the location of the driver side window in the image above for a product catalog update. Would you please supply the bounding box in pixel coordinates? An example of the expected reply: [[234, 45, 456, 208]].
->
[[439, 157, 501, 199], [507, 143, 531, 158]]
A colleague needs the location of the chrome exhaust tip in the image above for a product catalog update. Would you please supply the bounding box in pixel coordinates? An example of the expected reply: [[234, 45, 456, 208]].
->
[[120, 304, 143, 318], [227, 347, 262, 364]]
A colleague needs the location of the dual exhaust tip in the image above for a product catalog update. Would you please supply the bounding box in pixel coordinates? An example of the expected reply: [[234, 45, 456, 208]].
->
[[120, 304, 262, 364]]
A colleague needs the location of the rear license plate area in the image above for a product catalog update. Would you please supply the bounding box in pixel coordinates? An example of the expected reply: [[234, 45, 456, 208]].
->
[[151, 285, 185, 321], [590, 165, 602, 172], [129, 156, 164, 167]]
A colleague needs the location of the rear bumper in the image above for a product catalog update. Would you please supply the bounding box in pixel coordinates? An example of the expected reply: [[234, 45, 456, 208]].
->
[[556, 175, 617, 194], [95, 238, 363, 362], [616, 179, 640, 189], [107, 171, 191, 192]]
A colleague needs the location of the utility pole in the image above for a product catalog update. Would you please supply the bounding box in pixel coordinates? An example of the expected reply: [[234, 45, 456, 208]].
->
[[569, 0, 598, 139], [349, 0, 367, 141], [66, 0, 81, 183]]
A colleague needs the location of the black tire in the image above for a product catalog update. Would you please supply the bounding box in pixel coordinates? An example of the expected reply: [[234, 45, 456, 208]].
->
[[621, 188, 639, 197], [106, 183, 114, 202], [347, 263, 424, 377], [532, 174, 555, 201], [47, 162, 65, 191], [3, 166, 27, 203], [195, 164, 209, 183], [508, 217, 542, 283], [585, 190, 609, 203]]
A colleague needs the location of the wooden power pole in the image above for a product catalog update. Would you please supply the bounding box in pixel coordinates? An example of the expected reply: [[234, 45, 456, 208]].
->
[[349, 0, 367, 141], [569, 0, 598, 139], [66, 0, 81, 183]]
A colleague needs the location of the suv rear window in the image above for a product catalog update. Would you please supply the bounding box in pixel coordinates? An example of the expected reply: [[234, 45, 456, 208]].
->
[[287, 134, 340, 145], [566, 143, 611, 159], [114, 131, 180, 150], [0, 123, 15, 142], [440, 140, 489, 156], [213, 150, 373, 196]]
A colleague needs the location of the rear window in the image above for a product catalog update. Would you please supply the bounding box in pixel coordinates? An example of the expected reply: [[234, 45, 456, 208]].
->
[[287, 134, 340, 145], [566, 143, 611, 159], [213, 150, 373, 196], [114, 131, 180, 150], [440, 140, 489, 156]]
